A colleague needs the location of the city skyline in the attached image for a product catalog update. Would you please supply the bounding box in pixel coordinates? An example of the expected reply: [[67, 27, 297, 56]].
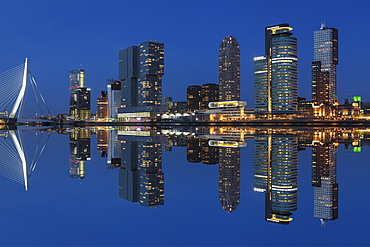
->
[[1, 0, 369, 115]]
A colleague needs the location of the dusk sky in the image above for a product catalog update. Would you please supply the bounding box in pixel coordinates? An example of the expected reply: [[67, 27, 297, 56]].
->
[[0, 0, 369, 114]]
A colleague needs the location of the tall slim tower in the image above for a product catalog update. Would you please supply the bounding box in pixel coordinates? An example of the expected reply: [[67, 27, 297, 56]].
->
[[313, 22, 338, 104], [219, 36, 240, 101], [119, 41, 164, 110], [69, 69, 91, 119], [254, 24, 298, 114]]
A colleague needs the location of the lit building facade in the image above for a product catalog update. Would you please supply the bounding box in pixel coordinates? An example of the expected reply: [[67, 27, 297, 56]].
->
[[106, 79, 121, 118], [313, 22, 338, 104], [187, 85, 202, 111], [69, 69, 91, 119], [254, 24, 298, 115], [200, 83, 219, 109], [219, 36, 240, 101], [119, 41, 164, 110], [187, 83, 219, 111], [97, 91, 108, 118], [254, 135, 298, 224]]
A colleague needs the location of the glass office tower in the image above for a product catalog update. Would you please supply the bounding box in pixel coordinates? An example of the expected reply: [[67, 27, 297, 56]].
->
[[313, 22, 338, 104], [254, 24, 298, 114]]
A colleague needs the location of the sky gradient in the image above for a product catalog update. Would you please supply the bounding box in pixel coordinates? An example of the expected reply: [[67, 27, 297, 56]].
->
[[0, 0, 369, 114]]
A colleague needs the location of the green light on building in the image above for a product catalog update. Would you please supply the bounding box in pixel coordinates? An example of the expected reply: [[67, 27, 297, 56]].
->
[[353, 96, 362, 102], [353, 146, 362, 152]]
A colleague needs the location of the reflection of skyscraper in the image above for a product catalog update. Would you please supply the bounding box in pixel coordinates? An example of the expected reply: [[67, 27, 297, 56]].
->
[[118, 134, 166, 207], [219, 36, 240, 101], [69, 69, 91, 119], [312, 144, 338, 225], [254, 135, 298, 224], [254, 24, 298, 114], [219, 147, 240, 212], [97, 130, 108, 157], [313, 22, 338, 104], [107, 129, 121, 169], [187, 138, 219, 165], [69, 129, 91, 179]]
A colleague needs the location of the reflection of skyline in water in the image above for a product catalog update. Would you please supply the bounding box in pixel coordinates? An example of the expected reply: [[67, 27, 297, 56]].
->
[[1, 126, 369, 225]]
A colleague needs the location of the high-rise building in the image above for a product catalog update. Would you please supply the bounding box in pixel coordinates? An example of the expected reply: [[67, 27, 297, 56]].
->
[[254, 24, 298, 114], [254, 135, 298, 224], [187, 83, 219, 111], [312, 61, 330, 104], [106, 79, 121, 118], [219, 36, 240, 101], [119, 41, 164, 111], [201, 83, 219, 109], [313, 22, 338, 104], [187, 85, 202, 111], [69, 69, 91, 119], [97, 91, 108, 118]]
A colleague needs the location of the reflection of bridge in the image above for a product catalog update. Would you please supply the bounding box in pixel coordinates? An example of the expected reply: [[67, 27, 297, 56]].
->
[[0, 128, 50, 190], [0, 58, 51, 124]]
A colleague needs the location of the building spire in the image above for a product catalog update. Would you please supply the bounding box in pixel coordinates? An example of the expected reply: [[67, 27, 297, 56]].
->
[[320, 21, 327, 30]]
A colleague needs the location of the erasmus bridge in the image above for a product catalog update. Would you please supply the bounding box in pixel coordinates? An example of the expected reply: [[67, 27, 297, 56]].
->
[[0, 59, 52, 190], [0, 58, 51, 124]]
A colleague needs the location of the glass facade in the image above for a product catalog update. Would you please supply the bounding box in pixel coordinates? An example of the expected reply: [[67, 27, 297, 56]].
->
[[254, 25, 298, 113], [219, 36, 240, 101], [254, 136, 298, 224], [119, 41, 164, 110], [313, 23, 338, 104]]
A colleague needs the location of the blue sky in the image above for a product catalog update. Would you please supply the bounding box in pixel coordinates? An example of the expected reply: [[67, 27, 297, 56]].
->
[[0, 0, 369, 114]]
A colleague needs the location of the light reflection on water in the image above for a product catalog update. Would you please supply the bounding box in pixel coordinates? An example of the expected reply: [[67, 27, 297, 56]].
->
[[0, 126, 369, 246]]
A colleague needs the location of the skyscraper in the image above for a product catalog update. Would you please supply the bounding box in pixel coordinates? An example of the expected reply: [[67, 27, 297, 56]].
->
[[219, 36, 240, 101], [187, 83, 219, 111], [119, 41, 164, 111], [69, 69, 91, 119], [312, 61, 330, 104], [313, 22, 338, 104], [106, 79, 121, 118], [254, 24, 298, 115], [97, 91, 108, 118]]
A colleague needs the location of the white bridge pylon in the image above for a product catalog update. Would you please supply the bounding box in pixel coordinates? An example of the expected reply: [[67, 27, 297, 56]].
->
[[0, 58, 50, 120]]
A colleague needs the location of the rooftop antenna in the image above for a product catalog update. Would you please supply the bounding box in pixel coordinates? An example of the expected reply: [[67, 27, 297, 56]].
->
[[80, 64, 83, 70], [320, 21, 327, 30]]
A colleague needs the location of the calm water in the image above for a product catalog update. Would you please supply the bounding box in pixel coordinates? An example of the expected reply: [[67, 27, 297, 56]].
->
[[0, 126, 369, 246]]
